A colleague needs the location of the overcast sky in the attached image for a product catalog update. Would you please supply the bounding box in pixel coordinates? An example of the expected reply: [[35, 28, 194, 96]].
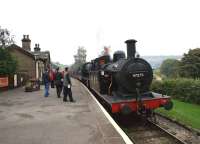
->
[[1, 0, 200, 64]]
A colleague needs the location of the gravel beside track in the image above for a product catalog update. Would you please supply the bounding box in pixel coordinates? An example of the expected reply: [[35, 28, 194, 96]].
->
[[115, 115, 186, 144], [155, 114, 200, 144]]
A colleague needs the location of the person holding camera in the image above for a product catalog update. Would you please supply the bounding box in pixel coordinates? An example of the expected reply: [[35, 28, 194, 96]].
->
[[63, 67, 74, 102]]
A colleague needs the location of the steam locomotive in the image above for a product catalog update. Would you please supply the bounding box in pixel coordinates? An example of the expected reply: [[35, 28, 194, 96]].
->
[[75, 39, 173, 115]]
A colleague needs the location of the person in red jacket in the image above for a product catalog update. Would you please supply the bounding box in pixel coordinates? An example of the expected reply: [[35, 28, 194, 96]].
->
[[49, 69, 55, 88]]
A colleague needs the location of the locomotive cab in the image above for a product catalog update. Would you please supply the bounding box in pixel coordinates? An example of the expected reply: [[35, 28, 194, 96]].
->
[[89, 55, 111, 94]]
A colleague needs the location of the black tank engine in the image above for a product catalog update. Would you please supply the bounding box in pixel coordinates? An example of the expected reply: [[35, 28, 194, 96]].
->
[[76, 39, 173, 115]]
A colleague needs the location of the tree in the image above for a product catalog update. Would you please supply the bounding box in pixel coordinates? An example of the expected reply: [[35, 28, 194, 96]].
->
[[71, 47, 87, 72], [51, 61, 67, 69], [73, 47, 87, 64], [0, 48, 17, 75], [0, 26, 17, 75], [0, 26, 14, 47], [160, 59, 180, 78], [179, 48, 200, 79]]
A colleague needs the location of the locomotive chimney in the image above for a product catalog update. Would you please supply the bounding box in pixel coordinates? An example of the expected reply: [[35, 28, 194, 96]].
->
[[125, 39, 137, 59]]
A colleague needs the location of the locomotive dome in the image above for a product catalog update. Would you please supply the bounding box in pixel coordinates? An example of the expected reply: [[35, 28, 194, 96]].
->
[[113, 51, 126, 62]]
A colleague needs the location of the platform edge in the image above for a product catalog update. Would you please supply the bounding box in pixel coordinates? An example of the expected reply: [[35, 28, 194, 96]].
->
[[81, 83, 133, 144]]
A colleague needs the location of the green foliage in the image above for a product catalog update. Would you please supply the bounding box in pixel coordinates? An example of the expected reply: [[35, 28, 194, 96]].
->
[[0, 26, 16, 75], [179, 48, 200, 79], [0, 26, 14, 47], [156, 99, 200, 130], [151, 79, 200, 104], [150, 80, 163, 93], [159, 48, 200, 79], [74, 47, 87, 64], [0, 48, 17, 75], [51, 61, 67, 69], [160, 59, 180, 78]]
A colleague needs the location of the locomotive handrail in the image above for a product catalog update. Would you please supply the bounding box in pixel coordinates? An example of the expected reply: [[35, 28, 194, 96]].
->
[[136, 88, 144, 112], [108, 76, 113, 96]]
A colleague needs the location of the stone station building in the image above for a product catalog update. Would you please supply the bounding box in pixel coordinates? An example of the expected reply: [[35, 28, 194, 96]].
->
[[7, 35, 51, 86]]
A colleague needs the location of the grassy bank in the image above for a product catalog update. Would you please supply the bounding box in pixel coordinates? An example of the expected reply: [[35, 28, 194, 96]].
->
[[155, 99, 200, 130]]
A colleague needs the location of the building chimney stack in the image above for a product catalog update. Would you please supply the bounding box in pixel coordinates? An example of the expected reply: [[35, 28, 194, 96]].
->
[[34, 43, 41, 52], [22, 34, 31, 51]]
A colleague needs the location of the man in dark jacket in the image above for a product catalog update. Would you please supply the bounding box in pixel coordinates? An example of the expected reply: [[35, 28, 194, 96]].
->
[[55, 67, 63, 98], [63, 67, 74, 102], [43, 68, 50, 97]]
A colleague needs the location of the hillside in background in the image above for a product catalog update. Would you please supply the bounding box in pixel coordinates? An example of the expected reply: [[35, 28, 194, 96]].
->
[[142, 56, 182, 69]]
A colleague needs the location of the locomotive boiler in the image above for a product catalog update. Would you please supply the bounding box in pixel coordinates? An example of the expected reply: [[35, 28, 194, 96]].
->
[[82, 39, 173, 115]]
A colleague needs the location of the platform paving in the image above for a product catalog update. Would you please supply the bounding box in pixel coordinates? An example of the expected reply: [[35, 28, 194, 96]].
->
[[0, 79, 125, 144]]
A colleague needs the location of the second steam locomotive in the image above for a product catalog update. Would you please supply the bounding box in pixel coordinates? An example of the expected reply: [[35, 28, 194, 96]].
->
[[74, 39, 173, 115]]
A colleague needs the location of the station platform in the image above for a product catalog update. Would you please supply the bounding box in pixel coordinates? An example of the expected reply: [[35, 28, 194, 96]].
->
[[0, 79, 128, 144]]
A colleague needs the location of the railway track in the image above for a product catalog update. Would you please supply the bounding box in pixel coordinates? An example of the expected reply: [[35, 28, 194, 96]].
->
[[155, 113, 200, 144], [117, 115, 187, 144], [80, 80, 188, 144]]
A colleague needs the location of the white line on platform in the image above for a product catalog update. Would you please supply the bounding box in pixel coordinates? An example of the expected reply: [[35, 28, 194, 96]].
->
[[81, 83, 133, 144]]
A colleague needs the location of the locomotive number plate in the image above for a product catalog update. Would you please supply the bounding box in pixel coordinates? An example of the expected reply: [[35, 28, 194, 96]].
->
[[132, 73, 144, 78]]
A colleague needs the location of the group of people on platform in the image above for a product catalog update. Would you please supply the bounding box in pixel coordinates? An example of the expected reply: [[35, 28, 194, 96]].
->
[[42, 67, 75, 102]]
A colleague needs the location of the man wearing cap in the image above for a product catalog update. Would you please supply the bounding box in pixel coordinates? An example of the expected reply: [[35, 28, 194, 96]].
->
[[55, 67, 63, 98]]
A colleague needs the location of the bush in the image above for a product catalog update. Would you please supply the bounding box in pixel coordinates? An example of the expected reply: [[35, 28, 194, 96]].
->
[[0, 48, 17, 75], [151, 79, 200, 104]]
